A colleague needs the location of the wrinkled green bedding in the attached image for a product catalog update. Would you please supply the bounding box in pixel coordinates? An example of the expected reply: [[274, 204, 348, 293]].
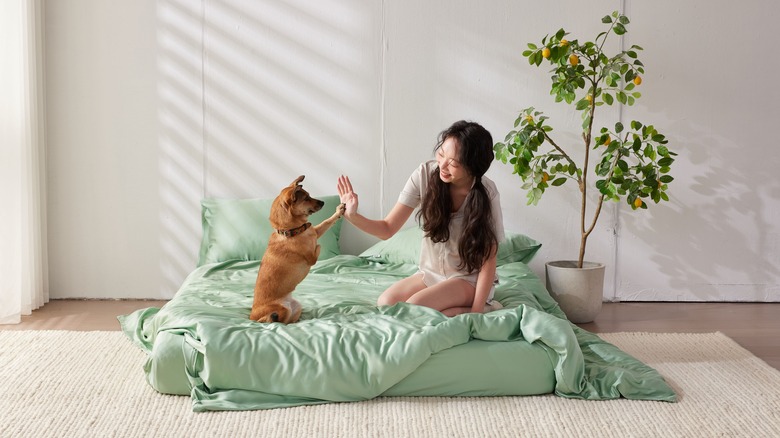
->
[[119, 256, 676, 411]]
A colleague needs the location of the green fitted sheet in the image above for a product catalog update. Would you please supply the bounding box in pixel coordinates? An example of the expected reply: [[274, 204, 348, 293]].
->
[[119, 255, 676, 411]]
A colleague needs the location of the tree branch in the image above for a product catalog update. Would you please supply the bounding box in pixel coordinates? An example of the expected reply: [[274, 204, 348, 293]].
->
[[542, 132, 580, 183], [584, 149, 621, 237]]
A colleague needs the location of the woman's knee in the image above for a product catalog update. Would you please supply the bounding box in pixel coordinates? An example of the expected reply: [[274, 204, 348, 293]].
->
[[407, 278, 474, 309], [377, 275, 425, 306], [377, 290, 401, 306]]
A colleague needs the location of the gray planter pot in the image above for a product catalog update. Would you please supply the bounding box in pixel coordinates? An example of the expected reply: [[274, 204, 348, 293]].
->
[[545, 261, 605, 323]]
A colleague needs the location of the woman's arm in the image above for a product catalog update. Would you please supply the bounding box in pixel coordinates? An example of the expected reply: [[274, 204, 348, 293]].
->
[[345, 202, 413, 240], [470, 247, 497, 313], [338, 175, 414, 240]]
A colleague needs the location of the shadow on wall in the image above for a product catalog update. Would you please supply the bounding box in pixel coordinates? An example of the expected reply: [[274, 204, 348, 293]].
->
[[157, 0, 204, 295], [155, 0, 377, 295], [201, 0, 369, 197], [620, 115, 780, 301], [615, 0, 780, 301]]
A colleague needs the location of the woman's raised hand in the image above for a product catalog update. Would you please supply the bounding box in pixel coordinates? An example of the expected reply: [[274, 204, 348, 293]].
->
[[337, 175, 359, 218]]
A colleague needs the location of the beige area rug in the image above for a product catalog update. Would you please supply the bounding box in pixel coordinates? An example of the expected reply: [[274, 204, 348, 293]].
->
[[0, 331, 778, 438]]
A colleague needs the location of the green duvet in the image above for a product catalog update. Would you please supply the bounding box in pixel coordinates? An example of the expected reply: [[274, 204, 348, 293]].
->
[[120, 255, 676, 411]]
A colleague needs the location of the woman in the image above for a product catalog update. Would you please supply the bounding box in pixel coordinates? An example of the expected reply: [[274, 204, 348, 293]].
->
[[337, 120, 504, 316]]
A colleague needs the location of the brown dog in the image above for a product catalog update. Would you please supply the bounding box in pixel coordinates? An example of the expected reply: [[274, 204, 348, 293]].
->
[[250, 175, 344, 323]]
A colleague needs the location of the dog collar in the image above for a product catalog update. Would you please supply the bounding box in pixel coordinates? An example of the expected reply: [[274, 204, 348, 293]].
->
[[276, 222, 311, 237]]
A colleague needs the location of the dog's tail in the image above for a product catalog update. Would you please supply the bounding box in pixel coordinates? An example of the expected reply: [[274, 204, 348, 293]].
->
[[249, 303, 291, 324]]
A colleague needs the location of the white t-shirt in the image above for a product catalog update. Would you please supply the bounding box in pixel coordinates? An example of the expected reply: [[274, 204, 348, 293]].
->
[[397, 161, 504, 292]]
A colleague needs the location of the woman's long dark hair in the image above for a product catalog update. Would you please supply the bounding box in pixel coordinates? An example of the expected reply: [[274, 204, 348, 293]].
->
[[416, 120, 498, 273]]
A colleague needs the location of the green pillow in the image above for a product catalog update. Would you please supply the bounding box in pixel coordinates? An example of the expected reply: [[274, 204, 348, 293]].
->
[[358, 226, 541, 265], [197, 195, 343, 266], [496, 230, 543, 264]]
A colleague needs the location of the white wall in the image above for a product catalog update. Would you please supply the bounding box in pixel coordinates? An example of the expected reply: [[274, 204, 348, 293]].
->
[[45, 0, 780, 301]]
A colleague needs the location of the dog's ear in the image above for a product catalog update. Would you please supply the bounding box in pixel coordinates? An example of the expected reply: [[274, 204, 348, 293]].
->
[[292, 185, 305, 202], [291, 175, 305, 187], [289, 175, 305, 202]]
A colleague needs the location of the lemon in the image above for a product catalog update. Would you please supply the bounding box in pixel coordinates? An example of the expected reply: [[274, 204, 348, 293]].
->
[[604, 135, 611, 146], [541, 172, 550, 183], [542, 47, 551, 59], [633, 198, 643, 208], [560, 39, 569, 47], [569, 54, 579, 66], [525, 115, 533, 123], [585, 94, 593, 103], [633, 76, 642, 86]]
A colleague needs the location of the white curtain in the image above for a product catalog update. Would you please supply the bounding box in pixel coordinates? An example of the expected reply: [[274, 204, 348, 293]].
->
[[0, 0, 49, 324]]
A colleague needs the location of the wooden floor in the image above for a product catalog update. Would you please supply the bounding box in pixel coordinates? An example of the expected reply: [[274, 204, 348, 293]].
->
[[2, 300, 778, 370]]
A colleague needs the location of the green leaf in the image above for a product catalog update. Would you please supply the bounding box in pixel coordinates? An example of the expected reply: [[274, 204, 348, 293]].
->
[[575, 99, 590, 110], [595, 161, 609, 176], [551, 177, 567, 186], [603, 93, 614, 105], [660, 175, 674, 183], [531, 188, 543, 205], [602, 15, 613, 23], [644, 145, 656, 160], [615, 122, 624, 133], [614, 23, 626, 35], [528, 43, 538, 50]]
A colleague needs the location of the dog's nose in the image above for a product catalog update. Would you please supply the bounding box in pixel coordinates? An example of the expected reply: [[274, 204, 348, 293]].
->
[[316, 200, 324, 208]]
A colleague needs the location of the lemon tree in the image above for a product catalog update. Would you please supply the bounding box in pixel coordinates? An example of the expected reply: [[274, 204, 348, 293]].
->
[[494, 11, 676, 268]]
